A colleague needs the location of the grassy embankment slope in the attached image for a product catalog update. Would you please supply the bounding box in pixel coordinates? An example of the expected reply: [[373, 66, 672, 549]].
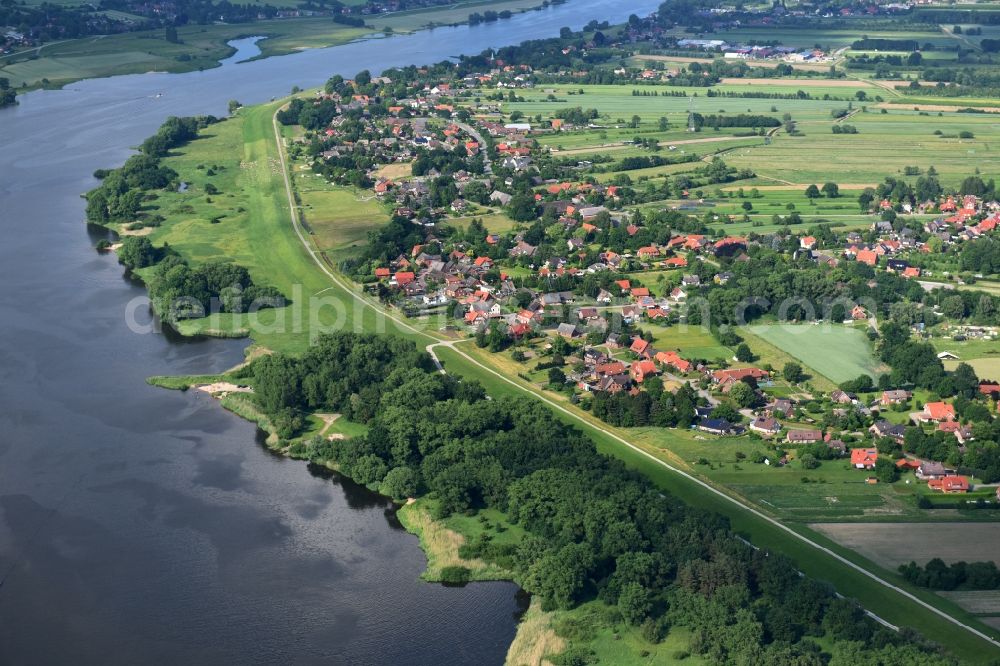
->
[[0, 0, 557, 91], [132, 101, 1000, 662]]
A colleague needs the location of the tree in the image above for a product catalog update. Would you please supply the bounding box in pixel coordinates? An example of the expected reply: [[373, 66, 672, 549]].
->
[[729, 381, 757, 408], [618, 582, 652, 625], [821, 182, 840, 198], [735, 343, 754, 363], [874, 457, 899, 484], [804, 184, 821, 199], [227, 100, 242, 115], [800, 454, 820, 469], [165, 25, 179, 43], [783, 362, 804, 384], [117, 236, 159, 269], [381, 466, 418, 499], [548, 367, 567, 387]]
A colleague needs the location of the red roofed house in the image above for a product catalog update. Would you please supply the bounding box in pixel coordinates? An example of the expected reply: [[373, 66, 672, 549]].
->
[[902, 266, 921, 279], [979, 382, 1000, 397], [614, 279, 631, 291], [630, 337, 653, 358], [711, 367, 768, 384], [375, 267, 391, 279], [630, 287, 650, 298], [928, 475, 970, 494], [850, 448, 879, 470], [664, 257, 688, 268], [637, 246, 659, 259], [856, 249, 878, 267], [630, 360, 659, 383], [393, 272, 415, 286], [655, 350, 692, 374], [917, 401, 956, 423], [474, 256, 493, 269]]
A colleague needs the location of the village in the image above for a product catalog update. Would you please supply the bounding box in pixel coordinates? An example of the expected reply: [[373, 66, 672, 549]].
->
[[265, 56, 1000, 517]]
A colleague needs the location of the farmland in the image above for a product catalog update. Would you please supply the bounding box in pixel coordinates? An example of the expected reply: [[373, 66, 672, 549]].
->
[[746, 323, 883, 383], [811, 523, 1000, 569]]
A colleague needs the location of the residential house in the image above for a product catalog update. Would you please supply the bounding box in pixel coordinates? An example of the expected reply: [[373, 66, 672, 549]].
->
[[850, 448, 879, 470], [750, 417, 781, 437], [880, 389, 911, 406], [556, 322, 578, 338], [916, 401, 956, 423], [928, 475, 970, 494], [630, 337, 653, 358], [870, 420, 906, 442], [786, 429, 822, 445], [630, 360, 659, 383], [655, 350, 692, 374], [768, 399, 794, 418], [917, 461, 950, 480], [698, 418, 738, 436]]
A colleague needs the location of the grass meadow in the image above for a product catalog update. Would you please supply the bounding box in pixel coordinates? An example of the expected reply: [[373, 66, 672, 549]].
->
[[746, 323, 883, 383]]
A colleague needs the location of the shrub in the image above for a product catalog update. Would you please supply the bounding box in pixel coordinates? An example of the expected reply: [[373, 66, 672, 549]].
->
[[439, 566, 471, 585]]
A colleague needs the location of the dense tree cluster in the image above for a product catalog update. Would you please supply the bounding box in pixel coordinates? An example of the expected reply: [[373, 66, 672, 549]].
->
[[900, 559, 1000, 590], [251, 332, 951, 662], [0, 78, 16, 108]]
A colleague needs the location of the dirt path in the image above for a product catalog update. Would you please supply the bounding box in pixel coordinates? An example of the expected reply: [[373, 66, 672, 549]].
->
[[194, 382, 253, 395]]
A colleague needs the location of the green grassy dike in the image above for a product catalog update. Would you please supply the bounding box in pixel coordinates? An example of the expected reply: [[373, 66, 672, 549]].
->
[[100, 102, 1000, 664]]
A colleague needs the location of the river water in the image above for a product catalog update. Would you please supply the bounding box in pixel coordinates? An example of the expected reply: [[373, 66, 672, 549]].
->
[[0, 1, 661, 662]]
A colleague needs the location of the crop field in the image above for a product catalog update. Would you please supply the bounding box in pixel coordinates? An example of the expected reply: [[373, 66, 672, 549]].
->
[[509, 82, 1000, 189], [939, 591, 1000, 616], [745, 324, 881, 383], [810, 523, 1000, 568], [710, 27, 954, 49], [945, 357, 1000, 380]]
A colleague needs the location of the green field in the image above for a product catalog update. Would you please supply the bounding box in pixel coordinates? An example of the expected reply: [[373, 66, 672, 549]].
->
[[0, 21, 369, 89], [746, 323, 882, 383], [135, 101, 432, 353], [508, 82, 1000, 198]]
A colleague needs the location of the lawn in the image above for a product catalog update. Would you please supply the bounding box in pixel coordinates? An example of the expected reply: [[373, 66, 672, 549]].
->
[[647, 323, 733, 361], [746, 323, 882, 384]]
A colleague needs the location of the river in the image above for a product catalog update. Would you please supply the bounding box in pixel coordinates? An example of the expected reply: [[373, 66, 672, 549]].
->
[[0, 1, 661, 662]]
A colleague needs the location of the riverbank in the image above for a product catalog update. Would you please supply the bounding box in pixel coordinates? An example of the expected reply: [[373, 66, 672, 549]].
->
[[0, 0, 564, 92]]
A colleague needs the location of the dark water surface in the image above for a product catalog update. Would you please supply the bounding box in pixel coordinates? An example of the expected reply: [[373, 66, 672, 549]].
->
[[0, 2, 660, 662]]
